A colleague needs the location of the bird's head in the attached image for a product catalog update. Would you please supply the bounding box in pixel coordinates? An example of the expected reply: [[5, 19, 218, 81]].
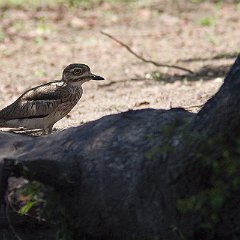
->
[[62, 63, 104, 85]]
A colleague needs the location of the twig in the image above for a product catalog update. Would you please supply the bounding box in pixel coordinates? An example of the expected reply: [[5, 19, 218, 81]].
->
[[5, 199, 23, 240], [183, 104, 204, 110], [100, 31, 193, 74], [98, 77, 146, 88], [0, 159, 13, 209], [0, 158, 22, 240]]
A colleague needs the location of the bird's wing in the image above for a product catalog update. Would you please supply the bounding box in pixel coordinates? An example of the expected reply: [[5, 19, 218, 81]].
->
[[0, 81, 68, 120]]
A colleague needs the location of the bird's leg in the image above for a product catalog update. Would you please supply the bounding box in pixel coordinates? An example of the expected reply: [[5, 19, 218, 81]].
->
[[42, 125, 53, 135], [42, 129, 48, 135], [48, 125, 53, 134]]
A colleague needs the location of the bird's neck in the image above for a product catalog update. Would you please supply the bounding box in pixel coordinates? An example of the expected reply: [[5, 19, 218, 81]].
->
[[65, 81, 84, 89]]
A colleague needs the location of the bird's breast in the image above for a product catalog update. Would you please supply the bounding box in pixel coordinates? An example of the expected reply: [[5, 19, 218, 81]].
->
[[47, 86, 83, 123]]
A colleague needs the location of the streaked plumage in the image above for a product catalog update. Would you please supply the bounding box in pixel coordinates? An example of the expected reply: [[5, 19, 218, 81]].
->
[[0, 64, 104, 134]]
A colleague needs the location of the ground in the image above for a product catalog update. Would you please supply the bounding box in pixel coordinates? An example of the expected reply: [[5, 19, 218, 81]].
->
[[0, 0, 239, 132]]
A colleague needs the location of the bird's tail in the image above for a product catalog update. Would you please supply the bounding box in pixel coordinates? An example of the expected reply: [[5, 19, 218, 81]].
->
[[0, 119, 7, 127]]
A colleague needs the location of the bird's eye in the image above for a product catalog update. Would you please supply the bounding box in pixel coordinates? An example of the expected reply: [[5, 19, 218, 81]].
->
[[73, 68, 83, 75]]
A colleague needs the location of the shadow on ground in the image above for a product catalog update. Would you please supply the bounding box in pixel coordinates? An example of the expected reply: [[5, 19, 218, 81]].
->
[[179, 52, 238, 63], [99, 63, 231, 88], [101, 52, 237, 87], [158, 64, 230, 83]]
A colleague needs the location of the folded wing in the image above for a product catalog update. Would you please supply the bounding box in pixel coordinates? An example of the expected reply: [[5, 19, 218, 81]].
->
[[0, 82, 67, 120]]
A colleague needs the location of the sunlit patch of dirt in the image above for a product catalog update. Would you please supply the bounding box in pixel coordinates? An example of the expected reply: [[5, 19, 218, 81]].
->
[[0, 0, 239, 131]]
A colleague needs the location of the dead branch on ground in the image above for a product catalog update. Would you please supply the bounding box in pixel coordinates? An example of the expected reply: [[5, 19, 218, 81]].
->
[[101, 31, 193, 74]]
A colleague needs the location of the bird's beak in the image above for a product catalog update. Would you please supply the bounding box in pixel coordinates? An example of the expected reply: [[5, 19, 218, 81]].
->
[[90, 74, 105, 80]]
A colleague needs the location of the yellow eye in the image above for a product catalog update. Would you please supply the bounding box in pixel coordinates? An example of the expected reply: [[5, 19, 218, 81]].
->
[[73, 68, 83, 75]]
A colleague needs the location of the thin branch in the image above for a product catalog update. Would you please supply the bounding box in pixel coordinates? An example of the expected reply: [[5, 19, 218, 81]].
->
[[182, 104, 204, 110], [100, 31, 193, 74], [5, 199, 23, 240], [98, 77, 146, 88]]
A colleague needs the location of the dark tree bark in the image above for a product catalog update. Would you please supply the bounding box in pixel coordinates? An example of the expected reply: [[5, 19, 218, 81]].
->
[[1, 56, 240, 239]]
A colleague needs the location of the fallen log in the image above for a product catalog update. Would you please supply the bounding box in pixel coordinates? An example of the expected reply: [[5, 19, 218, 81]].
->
[[1, 55, 240, 239]]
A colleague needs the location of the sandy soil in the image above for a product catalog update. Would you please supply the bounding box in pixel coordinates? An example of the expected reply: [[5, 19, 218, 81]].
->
[[0, 0, 239, 132]]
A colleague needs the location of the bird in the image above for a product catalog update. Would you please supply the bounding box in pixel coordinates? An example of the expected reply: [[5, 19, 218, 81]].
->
[[0, 63, 104, 134]]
